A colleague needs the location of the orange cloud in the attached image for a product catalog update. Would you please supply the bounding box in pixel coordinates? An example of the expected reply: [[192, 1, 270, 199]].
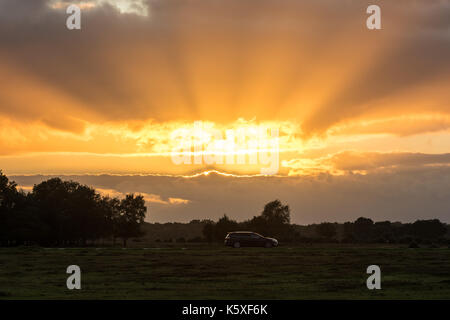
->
[[0, 0, 449, 177]]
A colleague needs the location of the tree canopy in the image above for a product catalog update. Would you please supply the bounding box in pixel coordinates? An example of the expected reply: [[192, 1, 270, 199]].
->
[[0, 171, 147, 247]]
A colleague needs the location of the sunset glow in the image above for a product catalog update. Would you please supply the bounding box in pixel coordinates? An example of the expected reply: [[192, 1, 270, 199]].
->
[[1, 0, 450, 223]]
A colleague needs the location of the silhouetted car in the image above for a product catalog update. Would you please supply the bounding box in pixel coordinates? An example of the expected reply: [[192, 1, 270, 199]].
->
[[224, 231, 278, 248]]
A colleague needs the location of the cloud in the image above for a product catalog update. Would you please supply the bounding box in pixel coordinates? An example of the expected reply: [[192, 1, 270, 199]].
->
[[19, 185, 191, 206], [1, 0, 448, 134], [1, 0, 449, 186], [49, 1, 149, 15], [302, 1, 450, 135], [283, 151, 450, 176], [328, 114, 450, 137], [10, 168, 450, 224], [1, 1, 449, 226], [168, 197, 190, 205]]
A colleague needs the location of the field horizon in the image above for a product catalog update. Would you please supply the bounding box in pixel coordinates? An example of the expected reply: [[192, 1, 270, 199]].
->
[[1, 244, 450, 300]]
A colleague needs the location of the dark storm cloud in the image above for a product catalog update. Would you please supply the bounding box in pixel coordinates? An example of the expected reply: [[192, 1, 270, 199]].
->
[[10, 153, 450, 224], [0, 0, 448, 142], [1, 0, 448, 133], [0, 0, 186, 126], [303, 0, 450, 135], [329, 151, 450, 171]]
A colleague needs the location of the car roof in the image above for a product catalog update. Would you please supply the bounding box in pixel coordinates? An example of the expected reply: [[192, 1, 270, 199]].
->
[[228, 231, 254, 233]]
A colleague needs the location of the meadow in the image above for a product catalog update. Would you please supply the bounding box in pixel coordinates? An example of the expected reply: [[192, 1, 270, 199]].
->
[[1, 244, 450, 299]]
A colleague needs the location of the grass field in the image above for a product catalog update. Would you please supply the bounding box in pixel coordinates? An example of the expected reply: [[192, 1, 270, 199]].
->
[[1, 244, 450, 299]]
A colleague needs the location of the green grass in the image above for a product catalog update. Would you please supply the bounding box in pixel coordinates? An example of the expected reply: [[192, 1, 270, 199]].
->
[[1, 244, 450, 299]]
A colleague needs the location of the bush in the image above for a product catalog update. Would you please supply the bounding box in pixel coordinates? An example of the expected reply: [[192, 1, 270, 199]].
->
[[187, 237, 204, 243], [409, 241, 419, 248]]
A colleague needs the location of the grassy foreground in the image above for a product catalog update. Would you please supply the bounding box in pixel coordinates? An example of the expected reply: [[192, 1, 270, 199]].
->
[[1, 244, 449, 299]]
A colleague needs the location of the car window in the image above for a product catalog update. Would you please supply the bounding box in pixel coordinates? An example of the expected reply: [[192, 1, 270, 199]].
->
[[230, 233, 259, 238], [230, 233, 244, 238], [235, 233, 249, 238]]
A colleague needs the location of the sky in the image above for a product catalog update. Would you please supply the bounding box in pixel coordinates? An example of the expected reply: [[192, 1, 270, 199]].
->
[[1, 0, 450, 223]]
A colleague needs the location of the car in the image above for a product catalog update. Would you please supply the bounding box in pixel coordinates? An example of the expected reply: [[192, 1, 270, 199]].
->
[[224, 231, 278, 248]]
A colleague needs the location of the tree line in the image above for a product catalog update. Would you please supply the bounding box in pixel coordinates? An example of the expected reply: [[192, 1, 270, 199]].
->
[[202, 200, 449, 246], [202, 200, 292, 243], [0, 171, 146, 247], [1, 170, 448, 247]]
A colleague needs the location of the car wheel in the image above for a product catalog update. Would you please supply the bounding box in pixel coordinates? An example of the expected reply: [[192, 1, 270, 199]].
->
[[265, 242, 273, 248], [233, 242, 241, 248]]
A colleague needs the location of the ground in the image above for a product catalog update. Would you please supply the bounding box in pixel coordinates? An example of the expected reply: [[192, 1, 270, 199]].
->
[[1, 244, 449, 299]]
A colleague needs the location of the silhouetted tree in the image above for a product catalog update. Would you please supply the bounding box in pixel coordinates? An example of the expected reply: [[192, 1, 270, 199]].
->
[[342, 222, 355, 243], [0, 173, 147, 247], [412, 219, 447, 241], [0, 173, 32, 245], [214, 214, 238, 242], [0, 171, 17, 245], [7, 200, 49, 245], [353, 217, 374, 242], [2, 171, 450, 247], [244, 215, 269, 235], [117, 194, 147, 247], [261, 200, 290, 225], [316, 223, 337, 241], [258, 200, 291, 238], [373, 221, 394, 243], [32, 178, 105, 245], [0, 170, 19, 210], [202, 221, 215, 243], [99, 196, 121, 245]]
